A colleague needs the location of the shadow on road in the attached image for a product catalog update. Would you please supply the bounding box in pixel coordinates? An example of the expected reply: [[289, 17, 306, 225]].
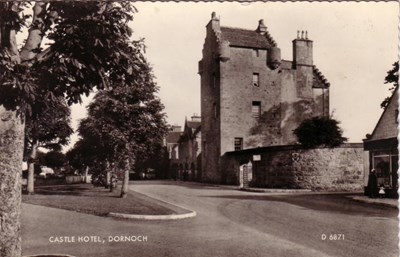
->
[[129, 180, 238, 191], [201, 193, 398, 218]]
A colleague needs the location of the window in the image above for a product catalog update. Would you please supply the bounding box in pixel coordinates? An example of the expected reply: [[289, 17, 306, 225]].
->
[[372, 150, 398, 188], [252, 101, 261, 119], [234, 138, 243, 151], [252, 73, 259, 87]]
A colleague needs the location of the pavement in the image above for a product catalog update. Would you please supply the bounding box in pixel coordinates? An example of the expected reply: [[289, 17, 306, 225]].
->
[[348, 195, 398, 208]]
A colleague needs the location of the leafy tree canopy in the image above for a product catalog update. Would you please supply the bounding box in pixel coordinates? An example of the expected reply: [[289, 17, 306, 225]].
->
[[78, 77, 168, 168], [24, 97, 73, 159], [44, 150, 67, 169], [73, 40, 168, 173], [0, 2, 145, 254], [66, 137, 97, 171], [293, 116, 348, 148], [0, 2, 138, 116], [381, 61, 398, 109]]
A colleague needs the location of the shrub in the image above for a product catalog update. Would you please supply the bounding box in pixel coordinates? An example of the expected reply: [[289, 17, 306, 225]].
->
[[294, 116, 347, 148]]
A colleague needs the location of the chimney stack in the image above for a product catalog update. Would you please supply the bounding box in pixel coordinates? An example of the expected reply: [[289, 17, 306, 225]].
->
[[256, 19, 267, 35], [207, 11, 220, 31], [191, 114, 201, 122], [293, 30, 313, 67]]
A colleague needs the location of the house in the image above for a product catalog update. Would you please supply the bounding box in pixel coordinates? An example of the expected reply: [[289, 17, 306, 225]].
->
[[199, 12, 330, 183], [176, 115, 202, 180], [165, 125, 182, 178], [363, 87, 398, 198]]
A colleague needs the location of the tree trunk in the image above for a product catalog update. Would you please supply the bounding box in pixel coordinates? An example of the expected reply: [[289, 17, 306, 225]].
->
[[27, 141, 38, 195], [0, 3, 48, 256], [120, 159, 130, 198], [105, 160, 110, 189], [110, 165, 116, 192], [84, 166, 89, 183], [0, 106, 25, 257]]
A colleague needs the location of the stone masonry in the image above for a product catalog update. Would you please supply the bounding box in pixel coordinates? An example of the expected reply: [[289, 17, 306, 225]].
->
[[199, 12, 330, 183], [222, 144, 364, 191]]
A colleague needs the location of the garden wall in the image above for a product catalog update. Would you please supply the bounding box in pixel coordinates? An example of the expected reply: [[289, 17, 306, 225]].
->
[[221, 144, 364, 191]]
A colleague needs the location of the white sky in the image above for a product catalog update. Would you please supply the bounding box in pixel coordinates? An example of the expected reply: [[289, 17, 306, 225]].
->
[[68, 2, 398, 149]]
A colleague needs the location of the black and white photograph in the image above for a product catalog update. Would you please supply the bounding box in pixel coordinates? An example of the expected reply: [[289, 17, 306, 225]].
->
[[0, 1, 398, 257]]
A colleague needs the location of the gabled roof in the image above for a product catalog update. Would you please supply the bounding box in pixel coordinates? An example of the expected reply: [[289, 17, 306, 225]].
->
[[365, 86, 398, 141], [178, 119, 202, 143], [220, 27, 275, 49], [166, 131, 182, 144]]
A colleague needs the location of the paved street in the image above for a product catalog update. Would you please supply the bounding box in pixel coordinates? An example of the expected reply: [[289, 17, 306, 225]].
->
[[22, 181, 398, 257]]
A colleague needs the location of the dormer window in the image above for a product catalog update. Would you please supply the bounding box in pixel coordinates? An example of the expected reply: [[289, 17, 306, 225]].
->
[[253, 73, 260, 87]]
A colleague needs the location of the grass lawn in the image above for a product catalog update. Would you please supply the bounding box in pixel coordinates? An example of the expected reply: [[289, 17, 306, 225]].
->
[[22, 183, 187, 217]]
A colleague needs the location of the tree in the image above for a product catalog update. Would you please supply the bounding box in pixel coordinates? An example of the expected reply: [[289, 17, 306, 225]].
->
[[136, 142, 169, 179], [66, 138, 96, 172], [0, 2, 139, 255], [44, 151, 67, 172], [381, 61, 398, 109], [293, 116, 348, 148], [77, 57, 168, 197], [24, 98, 72, 194]]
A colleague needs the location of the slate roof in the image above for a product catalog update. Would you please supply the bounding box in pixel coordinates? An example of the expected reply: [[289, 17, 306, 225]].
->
[[166, 131, 182, 144], [366, 86, 398, 141], [220, 27, 275, 49]]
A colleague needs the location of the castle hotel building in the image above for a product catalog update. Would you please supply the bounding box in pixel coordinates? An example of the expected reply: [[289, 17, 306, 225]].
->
[[199, 13, 330, 183]]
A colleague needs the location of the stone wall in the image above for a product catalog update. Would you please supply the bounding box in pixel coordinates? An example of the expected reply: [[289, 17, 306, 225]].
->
[[220, 46, 283, 152], [199, 16, 222, 182], [222, 144, 364, 191]]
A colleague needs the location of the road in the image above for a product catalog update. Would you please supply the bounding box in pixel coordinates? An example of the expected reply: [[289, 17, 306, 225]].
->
[[22, 181, 398, 257]]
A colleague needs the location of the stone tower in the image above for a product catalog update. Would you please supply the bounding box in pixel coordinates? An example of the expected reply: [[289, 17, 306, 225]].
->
[[199, 13, 330, 183]]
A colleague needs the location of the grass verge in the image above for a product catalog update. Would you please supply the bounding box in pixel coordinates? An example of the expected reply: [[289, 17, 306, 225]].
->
[[22, 183, 186, 217]]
